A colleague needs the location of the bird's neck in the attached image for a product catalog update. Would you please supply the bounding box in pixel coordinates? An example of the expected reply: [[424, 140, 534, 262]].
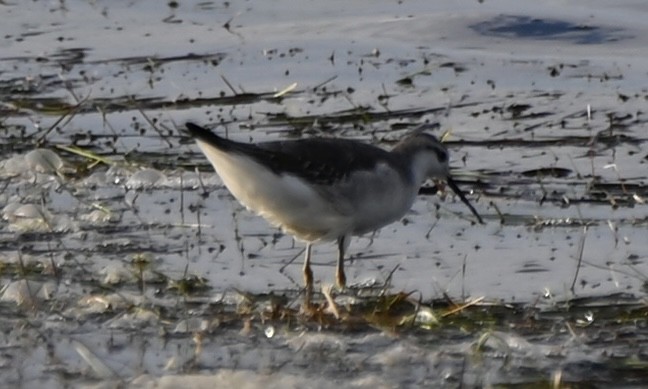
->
[[394, 151, 429, 189]]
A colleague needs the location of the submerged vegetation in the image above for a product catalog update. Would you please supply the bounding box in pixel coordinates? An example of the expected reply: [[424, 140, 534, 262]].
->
[[1, 85, 646, 385], [1, 0, 647, 386]]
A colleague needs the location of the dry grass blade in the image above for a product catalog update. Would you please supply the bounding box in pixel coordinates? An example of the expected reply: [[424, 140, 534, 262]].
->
[[322, 285, 340, 319], [72, 339, 119, 380], [273, 82, 298, 98], [55, 144, 115, 166], [441, 296, 485, 317]]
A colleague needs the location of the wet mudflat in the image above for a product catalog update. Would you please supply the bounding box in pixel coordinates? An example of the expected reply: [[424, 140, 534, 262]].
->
[[1, 0, 647, 387]]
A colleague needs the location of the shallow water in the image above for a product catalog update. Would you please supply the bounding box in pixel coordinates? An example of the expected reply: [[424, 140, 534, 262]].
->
[[1, 0, 647, 387]]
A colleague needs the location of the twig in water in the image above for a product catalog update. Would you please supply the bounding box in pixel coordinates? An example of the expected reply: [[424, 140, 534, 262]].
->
[[381, 263, 401, 294], [220, 75, 239, 95], [570, 226, 588, 293], [135, 103, 173, 147], [279, 246, 306, 277], [312, 75, 337, 90], [461, 254, 467, 300], [489, 201, 505, 225]]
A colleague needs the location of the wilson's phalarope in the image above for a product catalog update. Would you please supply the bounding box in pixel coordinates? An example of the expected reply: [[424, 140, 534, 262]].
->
[[186, 122, 483, 292]]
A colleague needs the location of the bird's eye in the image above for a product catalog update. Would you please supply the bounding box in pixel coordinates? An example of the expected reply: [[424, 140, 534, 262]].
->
[[435, 149, 448, 162]]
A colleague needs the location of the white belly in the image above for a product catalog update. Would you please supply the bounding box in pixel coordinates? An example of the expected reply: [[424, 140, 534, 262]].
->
[[197, 140, 352, 241]]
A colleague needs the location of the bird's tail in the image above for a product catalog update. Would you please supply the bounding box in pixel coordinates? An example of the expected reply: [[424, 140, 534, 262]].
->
[[185, 122, 234, 151]]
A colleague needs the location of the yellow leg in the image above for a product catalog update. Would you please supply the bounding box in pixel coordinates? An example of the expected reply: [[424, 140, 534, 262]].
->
[[302, 244, 314, 307]]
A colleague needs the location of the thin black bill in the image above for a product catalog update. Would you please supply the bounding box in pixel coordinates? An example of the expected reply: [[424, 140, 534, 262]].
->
[[446, 176, 484, 224]]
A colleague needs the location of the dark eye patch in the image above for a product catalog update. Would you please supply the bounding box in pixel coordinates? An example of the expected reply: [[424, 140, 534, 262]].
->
[[434, 148, 448, 163]]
